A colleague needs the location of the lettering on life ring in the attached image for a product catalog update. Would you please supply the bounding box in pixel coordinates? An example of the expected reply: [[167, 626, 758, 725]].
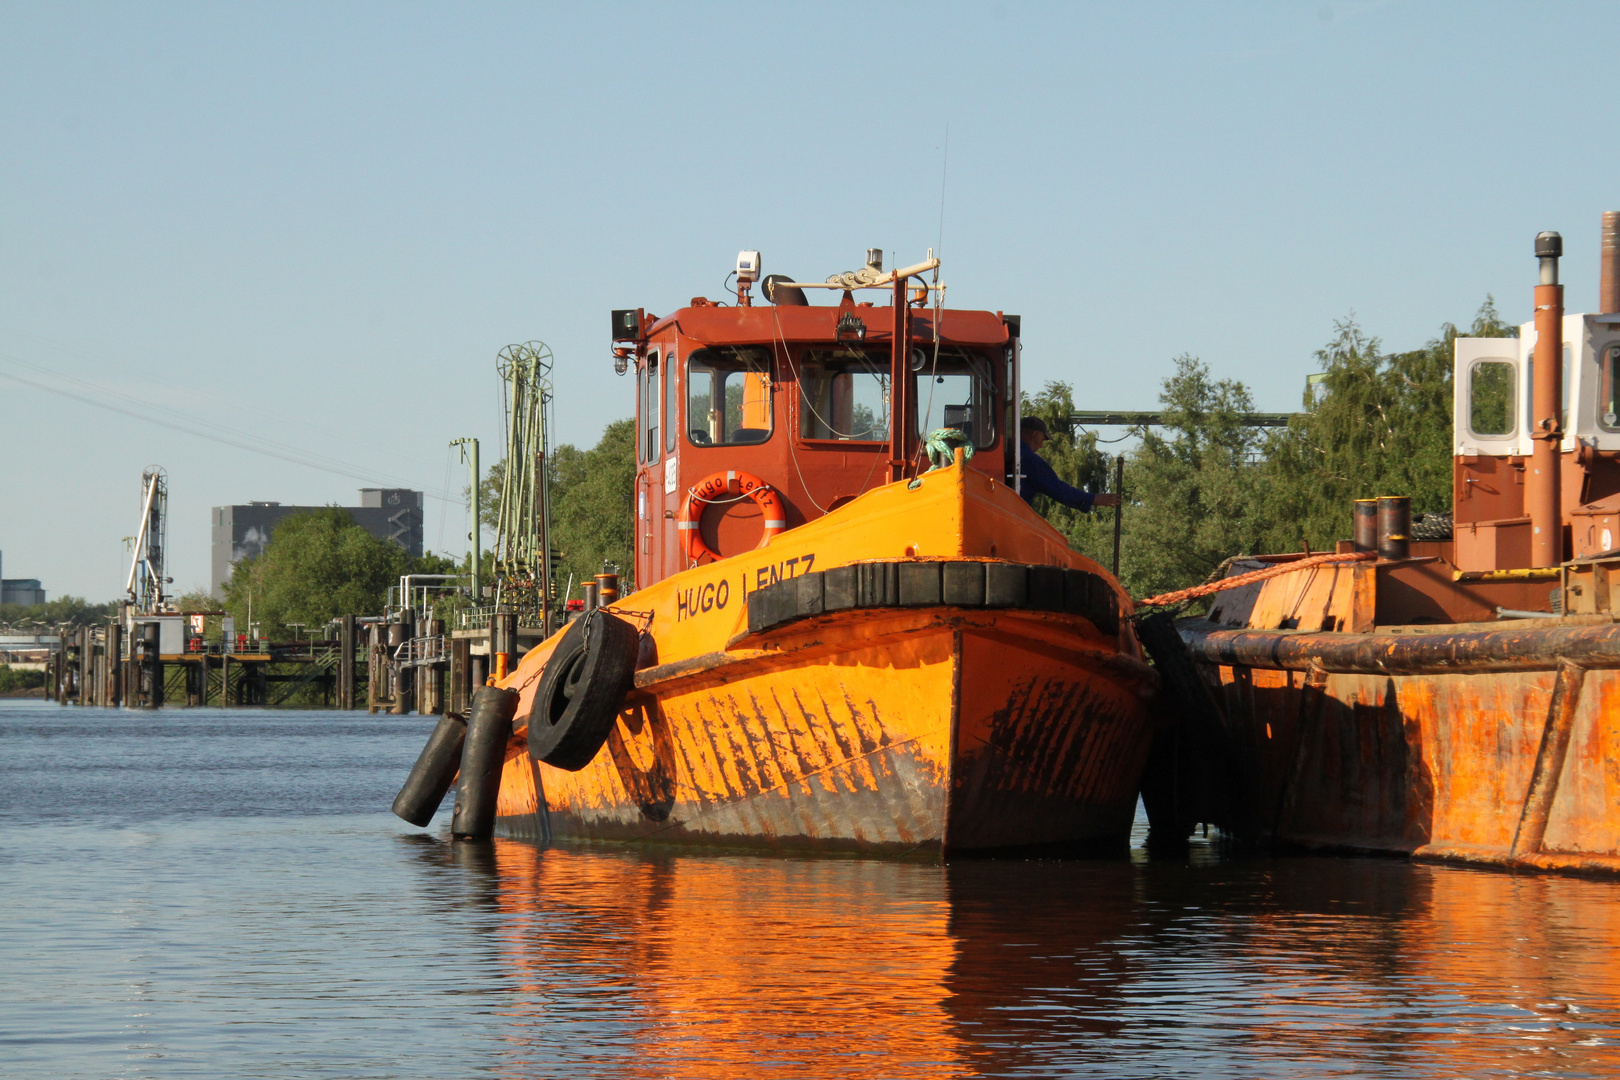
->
[[677, 470, 787, 563]]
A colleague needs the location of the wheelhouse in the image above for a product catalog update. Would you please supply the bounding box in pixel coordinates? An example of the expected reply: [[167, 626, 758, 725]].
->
[[614, 251, 1021, 590]]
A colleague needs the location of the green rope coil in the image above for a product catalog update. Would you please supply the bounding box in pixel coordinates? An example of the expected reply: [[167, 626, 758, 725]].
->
[[908, 429, 975, 488]]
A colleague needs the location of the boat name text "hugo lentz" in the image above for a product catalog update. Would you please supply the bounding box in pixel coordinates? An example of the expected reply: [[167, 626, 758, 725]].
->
[[674, 553, 818, 622]]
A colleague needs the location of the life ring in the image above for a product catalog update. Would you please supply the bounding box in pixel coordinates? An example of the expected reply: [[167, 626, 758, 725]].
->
[[678, 470, 787, 563]]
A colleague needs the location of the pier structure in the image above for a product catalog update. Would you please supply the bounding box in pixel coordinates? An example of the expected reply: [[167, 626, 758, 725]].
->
[[48, 612, 375, 709]]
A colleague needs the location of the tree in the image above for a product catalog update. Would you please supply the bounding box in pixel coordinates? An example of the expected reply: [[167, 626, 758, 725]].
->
[[473, 421, 637, 602], [1019, 381, 1117, 567], [222, 507, 410, 637], [1121, 355, 1270, 600], [1257, 299, 1514, 552], [173, 588, 220, 613], [549, 419, 636, 594], [0, 596, 118, 630]]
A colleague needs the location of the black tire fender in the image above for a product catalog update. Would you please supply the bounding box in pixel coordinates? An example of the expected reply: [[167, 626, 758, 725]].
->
[[528, 610, 639, 771]]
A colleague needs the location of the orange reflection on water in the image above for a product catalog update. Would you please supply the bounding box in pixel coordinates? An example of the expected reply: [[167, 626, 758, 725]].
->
[[464, 840, 971, 1079], [413, 840, 1620, 1079]]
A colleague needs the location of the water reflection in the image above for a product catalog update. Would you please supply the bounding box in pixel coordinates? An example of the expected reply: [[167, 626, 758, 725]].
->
[[402, 839, 1620, 1078], [9, 703, 1612, 1079]]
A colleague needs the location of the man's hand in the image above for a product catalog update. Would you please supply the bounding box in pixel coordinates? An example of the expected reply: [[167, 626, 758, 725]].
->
[[1092, 494, 1120, 508]]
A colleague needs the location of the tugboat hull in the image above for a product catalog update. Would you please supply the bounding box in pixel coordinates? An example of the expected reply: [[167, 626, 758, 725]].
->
[[486, 459, 1156, 857], [493, 610, 1152, 854]]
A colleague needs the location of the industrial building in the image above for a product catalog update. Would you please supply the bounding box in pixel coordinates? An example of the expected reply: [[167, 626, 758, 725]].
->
[[0, 551, 46, 606], [210, 489, 424, 595]]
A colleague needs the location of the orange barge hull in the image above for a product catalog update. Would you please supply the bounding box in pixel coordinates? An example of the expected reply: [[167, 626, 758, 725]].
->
[[1179, 618, 1620, 875], [488, 458, 1156, 856]]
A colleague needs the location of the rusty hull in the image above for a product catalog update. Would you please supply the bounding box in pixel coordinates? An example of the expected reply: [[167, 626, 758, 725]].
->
[[492, 608, 1155, 855], [1180, 616, 1620, 875], [484, 458, 1156, 857]]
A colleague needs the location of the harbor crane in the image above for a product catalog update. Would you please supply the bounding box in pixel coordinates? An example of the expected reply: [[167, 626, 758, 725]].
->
[[125, 466, 170, 615]]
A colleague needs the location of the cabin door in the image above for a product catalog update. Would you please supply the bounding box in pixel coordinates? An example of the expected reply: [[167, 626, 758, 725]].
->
[[636, 349, 663, 591], [659, 345, 682, 584], [635, 344, 687, 592]]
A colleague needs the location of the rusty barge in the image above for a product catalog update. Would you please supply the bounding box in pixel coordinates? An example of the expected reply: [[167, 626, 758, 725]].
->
[[395, 250, 1156, 856], [1158, 219, 1620, 875]]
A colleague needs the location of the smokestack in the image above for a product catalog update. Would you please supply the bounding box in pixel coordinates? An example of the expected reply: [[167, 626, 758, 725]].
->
[[1602, 211, 1620, 314], [1528, 231, 1565, 569]]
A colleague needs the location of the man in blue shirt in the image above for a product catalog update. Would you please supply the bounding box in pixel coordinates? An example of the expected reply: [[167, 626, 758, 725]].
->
[[1018, 416, 1118, 513]]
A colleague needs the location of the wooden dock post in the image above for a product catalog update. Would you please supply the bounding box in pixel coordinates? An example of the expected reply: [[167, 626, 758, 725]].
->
[[141, 622, 162, 709], [78, 627, 92, 707], [339, 614, 356, 710], [106, 623, 121, 707], [389, 612, 413, 715], [449, 636, 470, 716], [420, 618, 444, 715]]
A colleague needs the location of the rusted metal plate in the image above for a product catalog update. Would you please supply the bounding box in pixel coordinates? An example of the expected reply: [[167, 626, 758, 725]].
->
[[1189, 637, 1620, 873]]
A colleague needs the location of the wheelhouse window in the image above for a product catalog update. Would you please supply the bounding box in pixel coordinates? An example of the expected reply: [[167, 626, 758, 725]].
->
[[688, 346, 773, 446], [639, 352, 661, 462], [1523, 345, 1571, 434], [1601, 345, 1620, 431], [915, 345, 997, 449], [665, 349, 679, 452], [798, 347, 890, 441], [1468, 359, 1516, 437]]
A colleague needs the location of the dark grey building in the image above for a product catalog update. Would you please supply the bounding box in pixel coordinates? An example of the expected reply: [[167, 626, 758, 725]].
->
[[0, 557, 45, 608], [211, 488, 424, 595], [0, 551, 46, 606]]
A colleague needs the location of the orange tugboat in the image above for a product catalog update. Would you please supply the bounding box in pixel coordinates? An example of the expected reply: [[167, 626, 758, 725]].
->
[[1156, 220, 1620, 875], [394, 250, 1155, 855]]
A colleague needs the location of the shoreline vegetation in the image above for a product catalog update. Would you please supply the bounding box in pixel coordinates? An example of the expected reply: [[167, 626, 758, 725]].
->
[[0, 666, 47, 696]]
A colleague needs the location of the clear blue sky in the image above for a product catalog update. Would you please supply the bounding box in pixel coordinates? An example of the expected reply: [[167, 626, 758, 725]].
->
[[4, 1, 1618, 600]]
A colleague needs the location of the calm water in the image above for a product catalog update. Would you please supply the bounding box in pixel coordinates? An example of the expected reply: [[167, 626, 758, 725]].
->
[[2, 700, 1618, 1078]]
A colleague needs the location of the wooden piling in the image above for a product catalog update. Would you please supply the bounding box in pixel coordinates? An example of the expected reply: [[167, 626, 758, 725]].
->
[[78, 627, 92, 707], [106, 622, 121, 707], [421, 618, 445, 715], [388, 617, 410, 715], [449, 636, 470, 716], [339, 614, 356, 710]]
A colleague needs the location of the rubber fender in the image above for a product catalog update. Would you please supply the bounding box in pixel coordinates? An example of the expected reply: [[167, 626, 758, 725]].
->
[[942, 561, 986, 606], [527, 610, 639, 772], [450, 686, 520, 840], [1062, 569, 1094, 616], [793, 572, 825, 618], [1027, 565, 1066, 612], [857, 562, 900, 607], [897, 562, 943, 607], [822, 565, 859, 612], [1088, 575, 1121, 636], [392, 712, 468, 827], [984, 562, 1028, 607], [742, 559, 1121, 639]]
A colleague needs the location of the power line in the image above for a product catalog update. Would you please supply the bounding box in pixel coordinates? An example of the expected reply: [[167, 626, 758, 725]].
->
[[0, 362, 459, 504]]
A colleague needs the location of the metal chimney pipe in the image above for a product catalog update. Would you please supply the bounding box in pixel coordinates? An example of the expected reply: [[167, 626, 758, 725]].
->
[[1352, 499, 1378, 553], [1602, 212, 1620, 314], [1529, 231, 1565, 568]]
